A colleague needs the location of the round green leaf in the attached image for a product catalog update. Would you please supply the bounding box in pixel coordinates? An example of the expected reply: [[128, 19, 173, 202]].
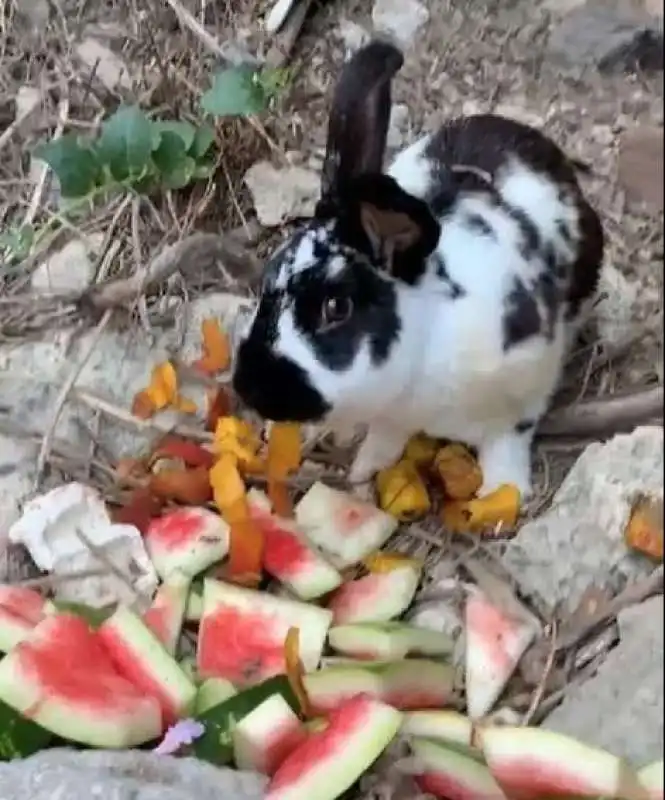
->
[[200, 65, 267, 117], [190, 123, 215, 160], [162, 156, 196, 190], [153, 120, 197, 151], [33, 134, 102, 198], [96, 105, 153, 182]]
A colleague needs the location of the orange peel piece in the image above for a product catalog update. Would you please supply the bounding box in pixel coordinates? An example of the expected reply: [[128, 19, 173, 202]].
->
[[435, 443, 483, 501], [363, 551, 424, 574], [209, 452, 247, 514], [442, 483, 521, 534], [375, 460, 431, 521], [285, 626, 313, 718], [625, 495, 663, 562], [266, 423, 302, 520], [193, 318, 231, 375], [213, 416, 262, 469]]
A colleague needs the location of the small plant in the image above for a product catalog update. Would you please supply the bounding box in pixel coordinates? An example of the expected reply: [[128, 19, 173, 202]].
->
[[200, 63, 293, 117], [33, 106, 217, 204]]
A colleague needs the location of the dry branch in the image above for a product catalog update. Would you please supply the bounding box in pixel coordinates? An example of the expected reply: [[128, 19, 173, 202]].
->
[[539, 386, 663, 438]]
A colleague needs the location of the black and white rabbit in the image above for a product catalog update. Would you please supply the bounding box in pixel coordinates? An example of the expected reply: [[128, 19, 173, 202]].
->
[[232, 40, 604, 498]]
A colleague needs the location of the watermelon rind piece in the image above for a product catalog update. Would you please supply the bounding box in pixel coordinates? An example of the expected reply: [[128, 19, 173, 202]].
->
[[328, 621, 454, 660], [0, 585, 52, 653], [196, 677, 237, 715], [193, 675, 298, 766], [143, 570, 192, 655], [185, 583, 203, 622], [304, 660, 456, 714], [478, 724, 648, 800], [99, 605, 197, 723], [179, 656, 199, 683], [410, 736, 507, 799], [328, 565, 421, 625], [144, 506, 229, 579], [232, 692, 306, 775], [400, 709, 474, 749], [0, 613, 162, 748], [294, 482, 398, 567], [0, 697, 53, 760], [266, 694, 403, 800], [247, 489, 343, 601], [639, 759, 664, 799], [197, 578, 332, 686], [465, 590, 538, 719]]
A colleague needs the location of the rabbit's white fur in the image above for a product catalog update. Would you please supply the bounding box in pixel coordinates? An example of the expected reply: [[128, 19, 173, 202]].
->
[[273, 141, 582, 497]]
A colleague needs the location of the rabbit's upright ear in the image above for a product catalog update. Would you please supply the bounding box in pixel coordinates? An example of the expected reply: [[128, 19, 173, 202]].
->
[[318, 40, 404, 211]]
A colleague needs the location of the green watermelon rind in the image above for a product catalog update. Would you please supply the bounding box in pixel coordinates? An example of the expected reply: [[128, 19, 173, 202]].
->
[[192, 675, 299, 766], [99, 606, 197, 721], [197, 579, 333, 685], [0, 614, 162, 749], [410, 736, 507, 797], [196, 677, 237, 715], [0, 698, 52, 761], [328, 621, 454, 660], [265, 696, 403, 800]]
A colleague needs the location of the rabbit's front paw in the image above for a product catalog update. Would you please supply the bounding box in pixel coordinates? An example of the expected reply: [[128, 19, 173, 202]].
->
[[478, 432, 533, 500], [348, 425, 410, 485]]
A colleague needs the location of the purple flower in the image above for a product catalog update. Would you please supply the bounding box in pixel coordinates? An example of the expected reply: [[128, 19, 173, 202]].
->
[[153, 719, 206, 755]]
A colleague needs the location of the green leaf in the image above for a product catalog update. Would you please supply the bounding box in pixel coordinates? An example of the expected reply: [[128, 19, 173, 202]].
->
[[192, 675, 298, 766], [190, 124, 215, 160], [153, 120, 197, 152], [0, 224, 35, 261], [152, 131, 195, 190], [95, 105, 153, 182], [200, 65, 267, 117], [0, 699, 52, 761], [33, 135, 102, 198]]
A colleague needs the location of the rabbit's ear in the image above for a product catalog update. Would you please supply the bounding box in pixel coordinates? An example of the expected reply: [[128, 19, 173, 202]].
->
[[318, 40, 404, 210], [351, 173, 441, 284]]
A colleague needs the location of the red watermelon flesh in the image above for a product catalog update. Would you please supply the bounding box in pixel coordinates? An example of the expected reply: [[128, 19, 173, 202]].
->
[[232, 692, 306, 776], [478, 725, 647, 800], [465, 590, 537, 719], [142, 571, 191, 655], [246, 490, 343, 601], [144, 506, 229, 579], [0, 584, 52, 653], [411, 737, 507, 800], [99, 606, 196, 725], [327, 565, 421, 625], [0, 613, 161, 747], [197, 579, 332, 687], [266, 694, 402, 800]]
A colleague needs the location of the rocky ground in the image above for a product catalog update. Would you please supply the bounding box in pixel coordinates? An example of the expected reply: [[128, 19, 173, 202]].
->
[[0, 0, 663, 797]]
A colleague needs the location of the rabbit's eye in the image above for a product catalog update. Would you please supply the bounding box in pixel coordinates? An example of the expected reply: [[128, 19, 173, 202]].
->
[[320, 295, 353, 329]]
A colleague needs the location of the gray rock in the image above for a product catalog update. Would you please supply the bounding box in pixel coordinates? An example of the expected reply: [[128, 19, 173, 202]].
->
[[543, 596, 664, 765], [0, 292, 247, 465], [618, 125, 664, 212], [243, 160, 319, 227], [31, 235, 104, 294], [502, 426, 664, 612], [547, 0, 663, 72], [0, 749, 266, 800], [336, 18, 370, 55], [371, 0, 430, 50]]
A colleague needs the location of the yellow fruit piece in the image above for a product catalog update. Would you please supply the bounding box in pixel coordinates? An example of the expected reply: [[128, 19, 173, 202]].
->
[[363, 551, 424, 574], [375, 460, 431, 521], [435, 443, 483, 501], [213, 416, 261, 466], [267, 422, 302, 479], [441, 483, 521, 534], [209, 452, 247, 514], [403, 434, 439, 467]]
